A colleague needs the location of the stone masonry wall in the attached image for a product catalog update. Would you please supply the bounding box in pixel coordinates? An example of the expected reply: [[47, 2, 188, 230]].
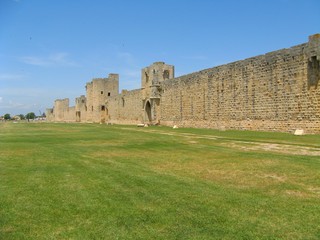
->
[[75, 95, 87, 122], [85, 82, 93, 122], [53, 98, 70, 122], [85, 74, 119, 123], [46, 108, 54, 121], [65, 106, 76, 122], [160, 35, 320, 133], [107, 89, 142, 124], [47, 34, 319, 134]]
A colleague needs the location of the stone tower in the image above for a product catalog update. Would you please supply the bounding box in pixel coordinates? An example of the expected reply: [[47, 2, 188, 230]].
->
[[54, 98, 69, 121], [86, 74, 119, 123], [306, 34, 320, 89], [75, 95, 86, 122], [141, 62, 174, 124]]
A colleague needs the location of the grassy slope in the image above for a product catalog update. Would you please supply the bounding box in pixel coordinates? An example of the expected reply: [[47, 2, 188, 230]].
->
[[0, 123, 319, 239]]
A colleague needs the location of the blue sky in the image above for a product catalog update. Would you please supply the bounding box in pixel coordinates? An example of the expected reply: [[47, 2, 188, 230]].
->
[[0, 0, 319, 116]]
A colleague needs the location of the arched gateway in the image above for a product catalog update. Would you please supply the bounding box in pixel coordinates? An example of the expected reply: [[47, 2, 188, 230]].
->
[[145, 100, 152, 123]]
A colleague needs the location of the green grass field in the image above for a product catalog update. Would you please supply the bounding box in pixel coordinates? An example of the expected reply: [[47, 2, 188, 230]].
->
[[0, 123, 319, 239]]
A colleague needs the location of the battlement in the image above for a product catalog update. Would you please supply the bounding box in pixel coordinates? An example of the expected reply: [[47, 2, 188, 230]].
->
[[309, 33, 320, 42], [153, 61, 165, 65]]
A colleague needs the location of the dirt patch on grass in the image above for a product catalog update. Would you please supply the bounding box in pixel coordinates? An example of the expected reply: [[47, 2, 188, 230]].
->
[[122, 127, 320, 156], [285, 190, 310, 198], [223, 142, 320, 156], [152, 160, 320, 199], [87, 151, 133, 159], [260, 174, 287, 182], [74, 141, 124, 147], [308, 187, 320, 195], [0, 149, 34, 158], [152, 160, 285, 189]]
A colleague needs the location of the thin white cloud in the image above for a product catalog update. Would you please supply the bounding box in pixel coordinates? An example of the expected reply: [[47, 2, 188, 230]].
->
[[0, 88, 52, 115], [118, 69, 141, 90], [0, 87, 49, 97], [123, 70, 140, 78], [0, 74, 26, 81], [49, 52, 77, 66], [183, 55, 208, 60], [19, 56, 50, 66], [50, 52, 67, 61], [117, 52, 136, 66], [0, 100, 39, 111], [19, 52, 77, 67]]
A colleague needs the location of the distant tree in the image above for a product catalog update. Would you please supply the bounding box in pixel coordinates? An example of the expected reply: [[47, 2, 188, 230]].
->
[[25, 112, 36, 120], [42, 112, 46, 118], [4, 113, 11, 120], [19, 114, 25, 120]]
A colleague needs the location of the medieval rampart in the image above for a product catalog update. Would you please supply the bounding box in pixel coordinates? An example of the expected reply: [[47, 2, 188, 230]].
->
[[85, 74, 119, 123], [160, 35, 320, 133], [107, 89, 142, 124], [47, 34, 320, 134], [53, 98, 70, 122]]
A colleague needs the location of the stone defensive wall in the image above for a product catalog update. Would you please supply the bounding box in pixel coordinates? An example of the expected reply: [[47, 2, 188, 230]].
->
[[52, 98, 69, 122], [107, 89, 142, 125], [47, 34, 320, 134], [160, 34, 320, 133]]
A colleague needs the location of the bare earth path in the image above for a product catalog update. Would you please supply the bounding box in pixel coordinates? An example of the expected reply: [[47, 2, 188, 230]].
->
[[121, 127, 320, 156]]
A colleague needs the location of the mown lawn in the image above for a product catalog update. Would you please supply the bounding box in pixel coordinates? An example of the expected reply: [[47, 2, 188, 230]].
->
[[0, 123, 319, 239]]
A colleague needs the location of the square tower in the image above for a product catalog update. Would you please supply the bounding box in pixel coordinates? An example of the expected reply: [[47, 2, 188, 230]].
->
[[141, 62, 174, 124]]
